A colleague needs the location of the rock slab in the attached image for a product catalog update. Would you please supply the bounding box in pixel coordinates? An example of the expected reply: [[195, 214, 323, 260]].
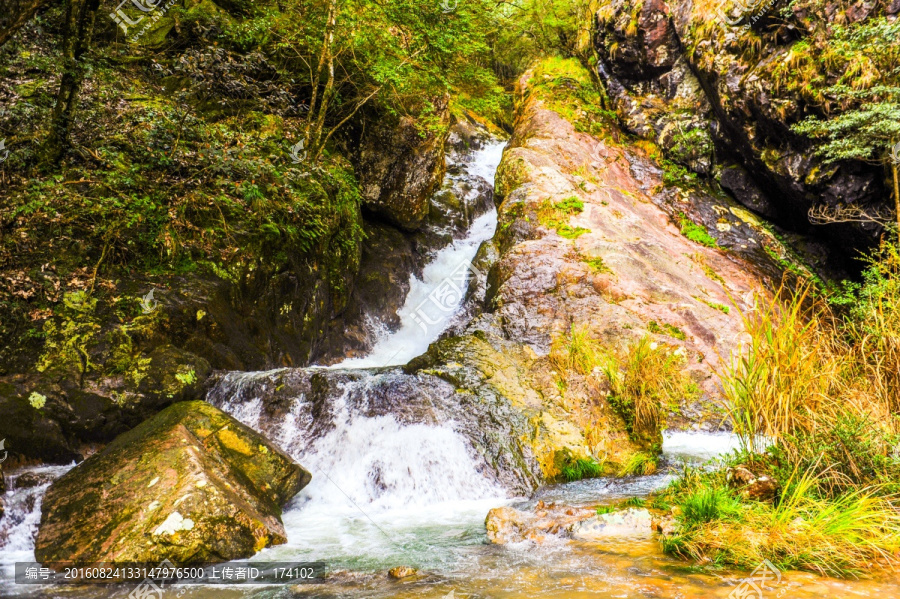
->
[[35, 401, 310, 564]]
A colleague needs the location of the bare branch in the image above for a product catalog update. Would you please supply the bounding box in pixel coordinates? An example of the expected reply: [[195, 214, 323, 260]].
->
[[807, 203, 895, 226]]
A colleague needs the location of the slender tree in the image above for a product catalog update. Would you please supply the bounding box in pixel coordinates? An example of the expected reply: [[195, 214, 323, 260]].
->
[[42, 0, 101, 165]]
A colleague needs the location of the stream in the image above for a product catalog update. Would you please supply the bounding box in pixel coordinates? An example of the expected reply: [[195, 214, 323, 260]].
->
[[2, 140, 900, 598]]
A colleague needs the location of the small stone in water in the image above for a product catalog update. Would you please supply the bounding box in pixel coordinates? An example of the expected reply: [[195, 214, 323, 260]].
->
[[388, 566, 417, 579]]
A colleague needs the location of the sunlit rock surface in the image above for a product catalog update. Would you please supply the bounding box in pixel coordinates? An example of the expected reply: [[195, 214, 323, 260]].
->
[[35, 400, 310, 563]]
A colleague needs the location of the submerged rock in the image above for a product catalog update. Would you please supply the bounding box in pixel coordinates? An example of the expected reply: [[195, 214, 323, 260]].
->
[[570, 508, 654, 540], [485, 502, 655, 544], [35, 401, 310, 564], [485, 502, 596, 544], [388, 566, 418, 579]]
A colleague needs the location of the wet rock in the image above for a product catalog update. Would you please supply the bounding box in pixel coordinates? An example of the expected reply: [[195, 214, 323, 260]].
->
[[727, 465, 779, 501], [0, 379, 82, 464], [485, 502, 596, 544], [35, 401, 310, 564], [652, 514, 679, 536], [356, 99, 451, 231], [569, 508, 654, 540], [388, 566, 418, 579], [12, 470, 54, 489], [719, 165, 778, 221], [595, 0, 886, 264], [315, 221, 419, 364]]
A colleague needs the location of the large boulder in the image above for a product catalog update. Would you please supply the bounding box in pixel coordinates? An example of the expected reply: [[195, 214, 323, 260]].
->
[[355, 100, 451, 230], [35, 401, 310, 564]]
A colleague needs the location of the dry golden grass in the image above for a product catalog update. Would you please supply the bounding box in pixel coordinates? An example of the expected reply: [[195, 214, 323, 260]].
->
[[551, 326, 696, 449]]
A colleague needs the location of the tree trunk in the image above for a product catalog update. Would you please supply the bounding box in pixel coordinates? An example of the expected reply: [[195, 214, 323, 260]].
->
[[304, 0, 337, 162], [893, 160, 899, 235], [0, 0, 49, 47], [892, 138, 900, 235], [42, 0, 101, 166]]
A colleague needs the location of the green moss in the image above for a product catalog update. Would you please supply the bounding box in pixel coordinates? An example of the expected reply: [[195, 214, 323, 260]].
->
[[583, 256, 611, 273], [678, 213, 718, 248], [529, 57, 617, 135], [537, 197, 591, 239], [695, 296, 730, 314]]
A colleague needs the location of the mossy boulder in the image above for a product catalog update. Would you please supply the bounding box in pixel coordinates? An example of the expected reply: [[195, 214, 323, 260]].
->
[[34, 401, 310, 564]]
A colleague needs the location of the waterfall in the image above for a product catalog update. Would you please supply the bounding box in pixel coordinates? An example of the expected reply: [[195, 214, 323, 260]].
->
[[0, 465, 75, 578], [208, 139, 515, 568], [331, 141, 503, 369]]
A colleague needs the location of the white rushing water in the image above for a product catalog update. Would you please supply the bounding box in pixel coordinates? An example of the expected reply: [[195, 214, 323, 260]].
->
[[330, 141, 504, 369], [0, 464, 75, 581], [211, 140, 513, 569]]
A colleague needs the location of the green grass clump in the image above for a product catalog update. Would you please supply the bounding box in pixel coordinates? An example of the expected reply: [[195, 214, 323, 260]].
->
[[678, 213, 718, 248], [647, 320, 687, 340], [618, 451, 659, 476], [679, 487, 743, 527], [659, 248, 900, 575], [659, 464, 900, 576], [551, 327, 697, 451], [559, 455, 605, 482], [695, 296, 730, 314]]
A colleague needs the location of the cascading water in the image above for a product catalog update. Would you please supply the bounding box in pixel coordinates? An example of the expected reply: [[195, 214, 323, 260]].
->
[[333, 142, 504, 369], [208, 139, 513, 570], [0, 465, 74, 582]]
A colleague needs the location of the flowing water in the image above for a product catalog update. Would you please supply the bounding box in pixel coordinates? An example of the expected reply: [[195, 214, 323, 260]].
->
[[2, 139, 900, 598]]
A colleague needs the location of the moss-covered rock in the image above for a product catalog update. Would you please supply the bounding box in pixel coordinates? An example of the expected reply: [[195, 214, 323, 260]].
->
[[34, 401, 310, 564]]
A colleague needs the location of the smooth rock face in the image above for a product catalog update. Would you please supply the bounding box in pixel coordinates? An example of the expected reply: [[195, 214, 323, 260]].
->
[[35, 401, 310, 564]]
